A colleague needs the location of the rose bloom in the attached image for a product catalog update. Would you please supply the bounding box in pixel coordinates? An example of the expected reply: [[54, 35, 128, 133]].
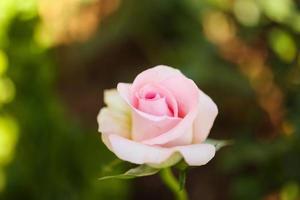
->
[[97, 65, 218, 168]]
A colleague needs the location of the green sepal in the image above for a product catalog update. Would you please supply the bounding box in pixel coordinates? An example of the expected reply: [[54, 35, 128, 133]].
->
[[205, 139, 233, 151]]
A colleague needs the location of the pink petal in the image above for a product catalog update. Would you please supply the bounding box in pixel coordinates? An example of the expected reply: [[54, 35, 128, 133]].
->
[[137, 83, 178, 117], [162, 126, 193, 147], [104, 134, 174, 165], [117, 83, 182, 142], [118, 66, 200, 146], [175, 143, 216, 166], [117, 83, 169, 121], [131, 110, 181, 141], [141, 106, 198, 146], [131, 65, 183, 93], [193, 90, 218, 143], [138, 97, 173, 117], [161, 76, 198, 117], [132, 65, 199, 117]]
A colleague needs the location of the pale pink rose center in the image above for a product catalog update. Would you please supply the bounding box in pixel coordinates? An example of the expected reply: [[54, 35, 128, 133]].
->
[[133, 84, 179, 117]]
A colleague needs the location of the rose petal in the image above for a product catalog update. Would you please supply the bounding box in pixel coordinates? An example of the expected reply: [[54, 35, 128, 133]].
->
[[97, 108, 131, 138], [162, 126, 193, 147], [161, 76, 198, 117], [131, 65, 199, 117], [97, 89, 131, 138], [118, 83, 177, 121], [118, 83, 182, 142], [175, 143, 216, 166], [103, 134, 216, 166], [193, 90, 218, 143], [104, 89, 130, 113], [104, 134, 175, 165], [138, 97, 173, 117], [131, 65, 182, 93], [117, 83, 173, 121], [101, 133, 112, 151], [137, 84, 178, 117], [141, 107, 198, 146], [131, 110, 181, 141], [118, 67, 200, 146]]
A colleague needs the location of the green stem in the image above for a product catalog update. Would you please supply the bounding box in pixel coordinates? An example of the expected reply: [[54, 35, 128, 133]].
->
[[159, 168, 188, 200]]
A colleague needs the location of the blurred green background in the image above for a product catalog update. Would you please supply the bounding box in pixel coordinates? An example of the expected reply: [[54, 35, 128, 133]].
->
[[1, 0, 300, 199]]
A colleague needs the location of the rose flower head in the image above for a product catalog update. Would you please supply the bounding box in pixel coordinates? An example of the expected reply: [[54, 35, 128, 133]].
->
[[97, 65, 218, 168]]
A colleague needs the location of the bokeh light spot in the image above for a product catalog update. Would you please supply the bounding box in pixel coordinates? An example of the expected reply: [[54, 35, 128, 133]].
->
[[281, 121, 295, 136], [269, 29, 296, 63], [0, 77, 15, 105], [280, 182, 300, 200], [289, 13, 300, 33], [0, 116, 18, 166], [233, 0, 260, 27], [259, 0, 294, 22], [203, 11, 235, 44], [0, 50, 8, 76]]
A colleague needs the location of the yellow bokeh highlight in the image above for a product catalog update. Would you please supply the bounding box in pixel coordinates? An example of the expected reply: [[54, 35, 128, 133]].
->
[[233, 0, 260, 26], [37, 0, 120, 45], [0, 50, 8, 76], [259, 0, 294, 22], [203, 11, 235, 44], [0, 77, 15, 105], [0, 116, 18, 166], [269, 29, 296, 63], [289, 13, 300, 33], [281, 121, 295, 136], [34, 23, 54, 48], [281, 182, 300, 200]]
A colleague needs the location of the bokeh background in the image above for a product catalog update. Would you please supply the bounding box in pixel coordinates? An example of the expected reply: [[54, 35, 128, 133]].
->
[[0, 0, 300, 199]]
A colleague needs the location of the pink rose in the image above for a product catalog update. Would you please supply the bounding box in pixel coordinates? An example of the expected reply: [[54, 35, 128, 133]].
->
[[98, 65, 218, 167]]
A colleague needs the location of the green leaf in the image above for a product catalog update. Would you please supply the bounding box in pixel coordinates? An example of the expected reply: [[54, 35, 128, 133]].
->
[[99, 164, 160, 181], [205, 139, 233, 151]]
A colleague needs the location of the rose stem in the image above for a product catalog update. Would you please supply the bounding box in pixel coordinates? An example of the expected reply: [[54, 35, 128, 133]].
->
[[159, 168, 188, 200]]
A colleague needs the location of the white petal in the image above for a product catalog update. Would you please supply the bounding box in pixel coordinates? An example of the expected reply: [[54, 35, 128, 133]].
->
[[104, 89, 130, 113], [97, 108, 131, 138], [97, 89, 131, 138], [175, 143, 216, 166], [105, 134, 175, 165], [103, 134, 216, 167]]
